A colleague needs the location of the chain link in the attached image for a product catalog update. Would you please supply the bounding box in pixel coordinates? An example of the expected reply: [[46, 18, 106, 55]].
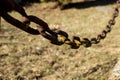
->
[[1, 0, 119, 49], [27, 0, 120, 49], [49, 0, 120, 49]]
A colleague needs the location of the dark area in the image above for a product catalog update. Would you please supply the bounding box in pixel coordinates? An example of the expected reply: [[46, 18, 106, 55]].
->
[[62, 0, 117, 10], [15, 0, 40, 6], [16, 0, 117, 9]]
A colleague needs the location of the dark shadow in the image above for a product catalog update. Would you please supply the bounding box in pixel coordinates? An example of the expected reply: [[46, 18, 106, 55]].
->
[[62, 0, 117, 10], [18, 0, 40, 6]]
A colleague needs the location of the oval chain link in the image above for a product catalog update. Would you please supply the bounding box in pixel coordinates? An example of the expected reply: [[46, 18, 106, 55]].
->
[[53, 0, 120, 49]]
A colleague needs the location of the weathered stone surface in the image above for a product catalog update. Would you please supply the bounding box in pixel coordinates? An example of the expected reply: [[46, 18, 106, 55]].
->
[[109, 58, 120, 80]]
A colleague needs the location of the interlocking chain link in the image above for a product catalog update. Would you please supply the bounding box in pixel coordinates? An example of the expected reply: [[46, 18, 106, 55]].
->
[[81, 0, 120, 48], [49, 0, 120, 49], [21, 0, 120, 49], [2, 0, 119, 49]]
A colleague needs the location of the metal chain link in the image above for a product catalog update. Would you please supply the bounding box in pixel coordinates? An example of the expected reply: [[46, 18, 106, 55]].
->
[[0, 0, 119, 49], [50, 0, 120, 49], [28, 0, 120, 49], [85, 0, 120, 47]]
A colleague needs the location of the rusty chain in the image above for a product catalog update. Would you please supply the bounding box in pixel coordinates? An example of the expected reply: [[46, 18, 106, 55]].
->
[[2, 0, 119, 49], [47, 0, 120, 49], [18, 0, 120, 49]]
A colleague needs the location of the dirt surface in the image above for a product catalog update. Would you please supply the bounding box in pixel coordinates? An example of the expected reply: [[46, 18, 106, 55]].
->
[[0, 1, 120, 80]]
